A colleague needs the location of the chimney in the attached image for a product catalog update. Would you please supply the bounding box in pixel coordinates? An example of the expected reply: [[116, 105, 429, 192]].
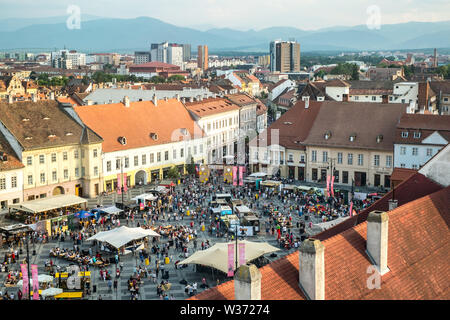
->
[[388, 199, 398, 210], [87, 100, 93, 106], [8, 94, 13, 104], [31, 93, 37, 103], [50, 92, 55, 100], [123, 96, 130, 107], [299, 239, 325, 300], [182, 97, 186, 104], [175, 93, 180, 102], [302, 96, 310, 109], [234, 264, 261, 300], [189, 96, 194, 103], [366, 211, 389, 275], [152, 94, 158, 106]]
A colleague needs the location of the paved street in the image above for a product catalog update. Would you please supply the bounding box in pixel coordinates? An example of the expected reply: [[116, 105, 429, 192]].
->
[[0, 178, 321, 300]]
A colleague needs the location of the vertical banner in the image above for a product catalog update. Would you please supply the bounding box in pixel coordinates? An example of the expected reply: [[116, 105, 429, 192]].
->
[[227, 243, 235, 277], [232, 166, 238, 186], [20, 264, 29, 298], [117, 173, 122, 194], [31, 264, 39, 300], [331, 175, 335, 198], [123, 173, 128, 192], [349, 202, 353, 217], [326, 175, 331, 197], [238, 243, 245, 267], [239, 166, 244, 186]]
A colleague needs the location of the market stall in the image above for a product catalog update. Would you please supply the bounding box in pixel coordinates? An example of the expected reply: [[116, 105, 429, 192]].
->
[[87, 226, 160, 255], [0, 224, 32, 247], [7, 195, 87, 236], [178, 240, 279, 274]]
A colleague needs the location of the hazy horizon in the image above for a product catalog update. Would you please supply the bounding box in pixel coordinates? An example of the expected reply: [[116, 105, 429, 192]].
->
[[1, 0, 449, 31]]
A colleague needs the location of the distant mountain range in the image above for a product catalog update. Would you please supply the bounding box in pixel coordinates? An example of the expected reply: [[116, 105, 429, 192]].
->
[[1, 16, 450, 53]]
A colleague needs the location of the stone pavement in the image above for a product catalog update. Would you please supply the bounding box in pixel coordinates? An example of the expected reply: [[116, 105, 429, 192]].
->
[[0, 180, 321, 300]]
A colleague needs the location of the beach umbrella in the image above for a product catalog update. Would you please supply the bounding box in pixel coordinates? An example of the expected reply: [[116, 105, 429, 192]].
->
[[74, 210, 93, 219]]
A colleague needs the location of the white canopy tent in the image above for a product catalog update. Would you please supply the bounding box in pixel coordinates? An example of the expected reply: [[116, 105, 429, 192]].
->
[[9, 195, 87, 214], [86, 226, 160, 249], [178, 240, 279, 273], [131, 193, 158, 202], [96, 206, 123, 215], [249, 172, 267, 178]]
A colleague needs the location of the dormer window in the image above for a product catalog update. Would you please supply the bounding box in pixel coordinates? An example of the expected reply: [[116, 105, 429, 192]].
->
[[324, 130, 331, 140], [43, 117, 50, 120], [349, 133, 356, 142], [376, 135, 383, 143], [118, 136, 127, 145], [413, 132, 421, 139], [25, 136, 33, 140], [283, 121, 292, 125], [65, 132, 73, 136], [22, 118, 30, 122], [150, 133, 158, 141], [401, 131, 408, 138], [48, 134, 56, 138]]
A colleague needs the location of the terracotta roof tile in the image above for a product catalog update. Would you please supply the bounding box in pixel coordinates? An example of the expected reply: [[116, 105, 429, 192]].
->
[[74, 99, 204, 153], [185, 98, 240, 118], [191, 186, 450, 300]]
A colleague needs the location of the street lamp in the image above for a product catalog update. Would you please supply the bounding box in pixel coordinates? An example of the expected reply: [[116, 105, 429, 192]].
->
[[26, 234, 31, 300]]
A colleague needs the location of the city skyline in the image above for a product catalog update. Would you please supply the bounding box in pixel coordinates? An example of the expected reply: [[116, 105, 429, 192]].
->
[[1, 0, 450, 31]]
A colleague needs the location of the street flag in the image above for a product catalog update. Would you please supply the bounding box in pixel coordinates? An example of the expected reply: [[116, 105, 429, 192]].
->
[[227, 244, 235, 277], [123, 173, 128, 192], [238, 243, 246, 267], [331, 175, 335, 197], [117, 173, 122, 194], [239, 166, 244, 186], [232, 166, 238, 186], [326, 175, 331, 197], [349, 202, 353, 217], [31, 264, 39, 300], [20, 264, 29, 298]]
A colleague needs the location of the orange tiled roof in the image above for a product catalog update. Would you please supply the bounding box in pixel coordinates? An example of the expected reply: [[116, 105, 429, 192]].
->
[[185, 97, 240, 118], [191, 186, 450, 300], [74, 99, 205, 153], [225, 93, 257, 106]]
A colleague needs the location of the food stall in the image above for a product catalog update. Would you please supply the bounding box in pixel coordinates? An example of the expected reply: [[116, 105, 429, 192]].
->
[[8, 195, 87, 236], [242, 215, 260, 234], [260, 180, 282, 193], [230, 199, 244, 211], [219, 205, 233, 216], [0, 223, 32, 247], [220, 214, 239, 233], [212, 193, 232, 203], [234, 205, 251, 218]]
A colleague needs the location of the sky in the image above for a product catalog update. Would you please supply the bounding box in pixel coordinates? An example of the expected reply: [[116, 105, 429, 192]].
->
[[1, 0, 450, 31]]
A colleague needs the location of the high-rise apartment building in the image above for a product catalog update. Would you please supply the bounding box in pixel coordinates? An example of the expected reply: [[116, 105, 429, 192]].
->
[[197, 45, 208, 71], [167, 45, 184, 67], [134, 51, 151, 64], [182, 44, 191, 62], [269, 40, 300, 73]]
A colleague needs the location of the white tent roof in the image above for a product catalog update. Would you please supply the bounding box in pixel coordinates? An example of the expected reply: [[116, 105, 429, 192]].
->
[[86, 226, 160, 249], [179, 240, 279, 273], [9, 195, 87, 214], [131, 193, 158, 202], [249, 172, 267, 177], [97, 206, 123, 215]]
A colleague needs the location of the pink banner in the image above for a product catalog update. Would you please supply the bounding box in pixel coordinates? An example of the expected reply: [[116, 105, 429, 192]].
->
[[117, 173, 122, 194], [31, 264, 39, 300], [227, 243, 235, 277], [349, 202, 353, 217], [123, 173, 128, 192], [239, 166, 244, 186], [20, 264, 29, 298], [331, 175, 335, 197], [232, 166, 238, 186], [326, 175, 330, 197], [238, 243, 245, 267]]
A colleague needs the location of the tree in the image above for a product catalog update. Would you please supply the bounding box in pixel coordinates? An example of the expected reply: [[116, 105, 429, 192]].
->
[[186, 156, 196, 175], [167, 166, 180, 179], [351, 64, 359, 80], [150, 76, 165, 83], [167, 75, 185, 82]]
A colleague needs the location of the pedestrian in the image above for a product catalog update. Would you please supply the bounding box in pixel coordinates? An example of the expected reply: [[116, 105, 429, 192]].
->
[[108, 279, 112, 292]]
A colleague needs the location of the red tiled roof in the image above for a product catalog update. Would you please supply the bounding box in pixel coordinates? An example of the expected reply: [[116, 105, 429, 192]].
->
[[74, 99, 204, 152], [191, 186, 450, 300], [314, 172, 443, 241], [390, 167, 417, 182], [185, 97, 240, 118], [251, 100, 322, 150]]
